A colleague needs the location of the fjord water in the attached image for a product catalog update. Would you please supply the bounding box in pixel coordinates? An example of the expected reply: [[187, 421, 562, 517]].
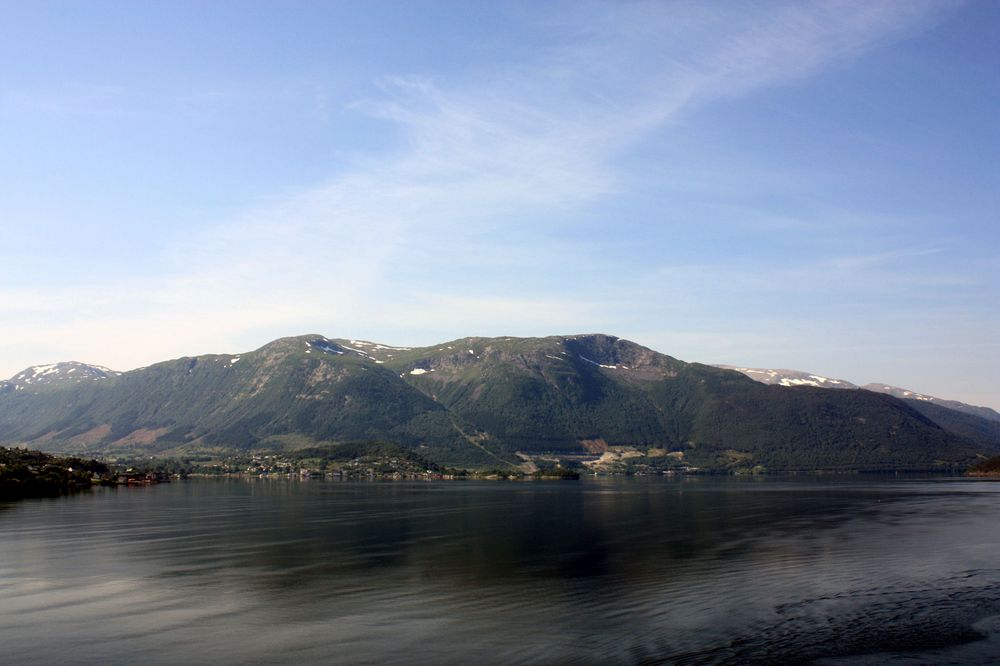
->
[[3, 478, 1000, 664]]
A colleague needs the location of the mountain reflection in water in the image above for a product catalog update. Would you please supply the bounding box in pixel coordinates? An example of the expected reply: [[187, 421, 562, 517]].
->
[[2, 477, 1000, 664]]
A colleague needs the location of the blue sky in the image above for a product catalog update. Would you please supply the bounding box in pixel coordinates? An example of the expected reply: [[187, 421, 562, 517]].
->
[[1, 1, 998, 408]]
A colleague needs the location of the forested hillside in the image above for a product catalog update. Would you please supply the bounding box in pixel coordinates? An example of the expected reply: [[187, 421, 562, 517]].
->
[[0, 334, 994, 471]]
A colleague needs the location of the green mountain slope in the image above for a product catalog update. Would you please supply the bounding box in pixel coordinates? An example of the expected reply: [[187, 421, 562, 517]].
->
[[0, 336, 492, 466], [0, 334, 993, 470], [375, 335, 989, 470]]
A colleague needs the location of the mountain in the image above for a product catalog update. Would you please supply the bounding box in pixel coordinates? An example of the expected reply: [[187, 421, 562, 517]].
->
[[858, 383, 1000, 424], [718, 366, 1000, 423], [0, 334, 995, 471], [714, 366, 861, 390], [0, 362, 120, 395]]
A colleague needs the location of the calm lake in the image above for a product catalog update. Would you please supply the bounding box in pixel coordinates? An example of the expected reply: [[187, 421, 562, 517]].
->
[[3, 477, 1000, 664]]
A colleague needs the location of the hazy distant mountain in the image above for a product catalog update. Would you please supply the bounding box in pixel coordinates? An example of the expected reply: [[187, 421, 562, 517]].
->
[[859, 383, 1000, 423], [714, 367, 860, 390], [0, 362, 120, 395], [717, 365, 1000, 423], [0, 335, 995, 471]]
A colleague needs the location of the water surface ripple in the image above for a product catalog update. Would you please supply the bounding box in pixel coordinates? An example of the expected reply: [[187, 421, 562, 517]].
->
[[2, 477, 1000, 664]]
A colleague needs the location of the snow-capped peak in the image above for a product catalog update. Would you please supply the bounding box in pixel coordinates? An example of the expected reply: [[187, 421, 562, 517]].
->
[[4, 361, 120, 391]]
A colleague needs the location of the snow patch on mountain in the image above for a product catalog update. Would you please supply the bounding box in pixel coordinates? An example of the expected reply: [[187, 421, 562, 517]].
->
[[339, 343, 380, 362], [718, 366, 859, 390], [3, 362, 120, 391], [349, 340, 412, 351], [579, 355, 628, 370], [310, 340, 344, 355]]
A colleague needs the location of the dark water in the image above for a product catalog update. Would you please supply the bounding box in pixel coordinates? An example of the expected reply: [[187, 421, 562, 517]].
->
[[3, 477, 1000, 664]]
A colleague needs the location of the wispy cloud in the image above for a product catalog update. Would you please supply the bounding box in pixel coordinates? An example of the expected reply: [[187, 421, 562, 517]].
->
[[0, 1, 960, 375]]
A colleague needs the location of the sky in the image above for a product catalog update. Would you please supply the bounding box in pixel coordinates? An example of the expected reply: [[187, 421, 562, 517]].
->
[[1, 1, 997, 408]]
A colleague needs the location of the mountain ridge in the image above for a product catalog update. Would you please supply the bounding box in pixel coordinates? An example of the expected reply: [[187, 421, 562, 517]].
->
[[1, 334, 996, 471], [717, 365, 1000, 423]]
